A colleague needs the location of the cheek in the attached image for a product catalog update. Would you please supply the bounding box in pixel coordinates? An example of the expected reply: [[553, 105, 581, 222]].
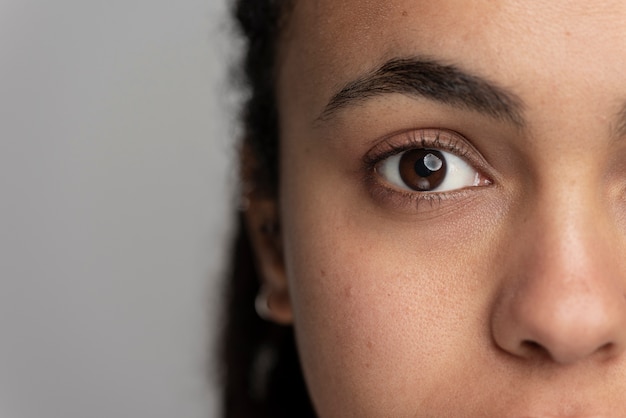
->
[[280, 179, 502, 416]]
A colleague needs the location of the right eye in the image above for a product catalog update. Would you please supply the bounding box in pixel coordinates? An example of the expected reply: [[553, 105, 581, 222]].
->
[[377, 148, 483, 193]]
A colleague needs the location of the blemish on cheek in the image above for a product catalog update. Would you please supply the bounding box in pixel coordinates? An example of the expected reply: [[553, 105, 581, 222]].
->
[[365, 340, 373, 369], [320, 269, 326, 277], [342, 284, 354, 299], [401, 10, 408, 17]]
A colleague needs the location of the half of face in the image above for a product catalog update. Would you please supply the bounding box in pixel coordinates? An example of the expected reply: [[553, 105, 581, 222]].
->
[[247, 0, 626, 416]]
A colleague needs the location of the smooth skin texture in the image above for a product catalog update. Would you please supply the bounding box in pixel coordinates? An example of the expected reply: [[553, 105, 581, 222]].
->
[[248, 0, 626, 416]]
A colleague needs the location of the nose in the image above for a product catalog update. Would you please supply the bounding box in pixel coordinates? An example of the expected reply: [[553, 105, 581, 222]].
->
[[491, 190, 626, 364]]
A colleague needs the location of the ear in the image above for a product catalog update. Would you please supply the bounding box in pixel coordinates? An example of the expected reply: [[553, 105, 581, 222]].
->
[[241, 145, 293, 325], [244, 196, 293, 325]]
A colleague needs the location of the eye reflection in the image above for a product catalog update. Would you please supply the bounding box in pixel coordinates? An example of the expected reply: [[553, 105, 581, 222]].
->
[[378, 148, 481, 192]]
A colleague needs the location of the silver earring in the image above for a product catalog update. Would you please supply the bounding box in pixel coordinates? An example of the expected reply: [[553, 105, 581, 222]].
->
[[255, 285, 273, 321]]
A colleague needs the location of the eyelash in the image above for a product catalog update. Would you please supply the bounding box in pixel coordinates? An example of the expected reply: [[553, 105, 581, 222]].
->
[[362, 129, 491, 211]]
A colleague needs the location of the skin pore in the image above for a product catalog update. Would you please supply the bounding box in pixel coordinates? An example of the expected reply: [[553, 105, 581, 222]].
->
[[247, 0, 626, 416]]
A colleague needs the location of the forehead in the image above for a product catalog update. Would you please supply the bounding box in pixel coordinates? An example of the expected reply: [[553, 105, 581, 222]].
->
[[276, 0, 626, 125]]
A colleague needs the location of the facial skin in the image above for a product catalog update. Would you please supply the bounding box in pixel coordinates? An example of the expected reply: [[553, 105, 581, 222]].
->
[[250, 0, 626, 416]]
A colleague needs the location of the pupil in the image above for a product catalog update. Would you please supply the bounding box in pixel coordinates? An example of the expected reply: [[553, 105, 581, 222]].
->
[[398, 149, 448, 191]]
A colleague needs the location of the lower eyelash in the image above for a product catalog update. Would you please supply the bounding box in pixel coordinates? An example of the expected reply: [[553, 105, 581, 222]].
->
[[364, 167, 474, 212]]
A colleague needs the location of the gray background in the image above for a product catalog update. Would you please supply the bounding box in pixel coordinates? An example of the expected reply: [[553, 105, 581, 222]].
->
[[0, 0, 236, 416]]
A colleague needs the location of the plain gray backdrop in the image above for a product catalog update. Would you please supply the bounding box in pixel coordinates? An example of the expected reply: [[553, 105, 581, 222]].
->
[[0, 0, 235, 416]]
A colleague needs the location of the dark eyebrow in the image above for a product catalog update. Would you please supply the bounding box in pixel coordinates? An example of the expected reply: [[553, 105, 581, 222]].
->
[[317, 57, 525, 127]]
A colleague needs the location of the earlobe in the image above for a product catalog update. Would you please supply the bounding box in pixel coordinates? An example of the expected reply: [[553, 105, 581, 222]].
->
[[244, 194, 293, 325], [255, 284, 293, 325]]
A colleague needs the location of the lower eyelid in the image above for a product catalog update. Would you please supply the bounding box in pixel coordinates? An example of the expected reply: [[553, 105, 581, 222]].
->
[[365, 174, 480, 213]]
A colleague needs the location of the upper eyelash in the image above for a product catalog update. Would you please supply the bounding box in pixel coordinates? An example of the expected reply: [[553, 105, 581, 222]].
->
[[363, 129, 472, 168]]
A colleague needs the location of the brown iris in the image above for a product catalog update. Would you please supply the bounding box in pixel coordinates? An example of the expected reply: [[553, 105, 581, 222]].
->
[[398, 149, 447, 191]]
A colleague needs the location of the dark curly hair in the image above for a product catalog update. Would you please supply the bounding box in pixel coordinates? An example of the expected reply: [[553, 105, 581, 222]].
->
[[219, 1, 317, 417]]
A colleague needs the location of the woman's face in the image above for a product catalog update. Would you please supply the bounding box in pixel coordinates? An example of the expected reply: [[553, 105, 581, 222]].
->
[[268, 0, 626, 415]]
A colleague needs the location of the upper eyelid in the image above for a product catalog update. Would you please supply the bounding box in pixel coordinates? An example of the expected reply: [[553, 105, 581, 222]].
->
[[363, 128, 473, 166]]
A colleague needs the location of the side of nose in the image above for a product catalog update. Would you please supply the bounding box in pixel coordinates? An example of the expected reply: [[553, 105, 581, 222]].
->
[[491, 191, 626, 364]]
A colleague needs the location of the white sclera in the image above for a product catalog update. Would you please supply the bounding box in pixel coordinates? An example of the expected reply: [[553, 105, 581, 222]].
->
[[379, 150, 479, 192]]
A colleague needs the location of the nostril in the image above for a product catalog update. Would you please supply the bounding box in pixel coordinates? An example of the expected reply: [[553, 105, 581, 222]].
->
[[521, 340, 550, 360], [521, 340, 542, 350], [599, 342, 614, 355], [520, 340, 616, 363]]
